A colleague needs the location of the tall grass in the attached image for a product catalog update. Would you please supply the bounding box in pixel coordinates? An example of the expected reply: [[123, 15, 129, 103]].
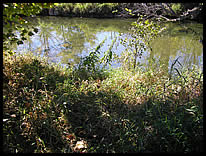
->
[[3, 51, 203, 153]]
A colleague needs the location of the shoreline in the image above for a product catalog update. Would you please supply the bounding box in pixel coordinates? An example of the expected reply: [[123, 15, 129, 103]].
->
[[35, 4, 203, 23]]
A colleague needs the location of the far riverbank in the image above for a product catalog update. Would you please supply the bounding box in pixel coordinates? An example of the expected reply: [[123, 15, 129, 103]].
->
[[37, 3, 203, 23]]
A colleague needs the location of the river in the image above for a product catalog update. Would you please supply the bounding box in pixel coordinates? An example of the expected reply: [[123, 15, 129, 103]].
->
[[12, 16, 203, 70]]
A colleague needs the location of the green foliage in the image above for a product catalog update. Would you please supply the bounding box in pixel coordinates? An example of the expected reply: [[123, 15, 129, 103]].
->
[[124, 8, 135, 16], [171, 3, 183, 14], [3, 53, 72, 153], [101, 36, 117, 66], [3, 3, 203, 153], [73, 38, 108, 81], [57, 3, 119, 16], [118, 15, 165, 70], [3, 52, 203, 153], [3, 3, 57, 56]]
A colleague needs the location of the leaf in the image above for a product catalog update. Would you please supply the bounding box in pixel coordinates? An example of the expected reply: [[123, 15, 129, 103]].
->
[[190, 106, 197, 110], [74, 140, 87, 151], [112, 9, 118, 13], [21, 37, 27, 41], [66, 134, 75, 140], [144, 20, 149, 25], [33, 28, 38, 33], [25, 103, 30, 108], [28, 31, 34, 36], [3, 4, 9, 7], [10, 114, 16, 118], [22, 29, 28, 34], [23, 109, 26, 115], [185, 109, 195, 115], [3, 119, 9, 122], [125, 8, 129, 12], [17, 40, 23, 45]]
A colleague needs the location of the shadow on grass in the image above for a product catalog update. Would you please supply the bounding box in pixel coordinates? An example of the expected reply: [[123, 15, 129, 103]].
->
[[3, 56, 72, 153], [3, 55, 203, 153], [65, 88, 203, 153]]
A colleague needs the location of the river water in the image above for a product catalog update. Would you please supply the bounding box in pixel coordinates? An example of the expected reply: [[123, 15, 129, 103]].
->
[[13, 16, 203, 70]]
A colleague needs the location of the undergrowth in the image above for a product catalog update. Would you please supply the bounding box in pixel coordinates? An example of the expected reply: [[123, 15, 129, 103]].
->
[[53, 3, 119, 17], [3, 52, 203, 153]]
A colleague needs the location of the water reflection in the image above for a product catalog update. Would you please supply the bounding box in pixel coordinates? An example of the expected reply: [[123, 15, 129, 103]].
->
[[14, 16, 203, 69]]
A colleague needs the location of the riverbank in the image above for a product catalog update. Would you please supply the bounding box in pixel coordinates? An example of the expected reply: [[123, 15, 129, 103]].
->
[[38, 3, 122, 18], [37, 3, 203, 22], [3, 52, 203, 153]]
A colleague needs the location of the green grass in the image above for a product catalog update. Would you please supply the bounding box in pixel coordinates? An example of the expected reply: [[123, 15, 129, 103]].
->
[[3, 52, 203, 153]]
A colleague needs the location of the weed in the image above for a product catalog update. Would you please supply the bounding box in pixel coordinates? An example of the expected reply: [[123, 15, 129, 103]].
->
[[3, 51, 203, 153]]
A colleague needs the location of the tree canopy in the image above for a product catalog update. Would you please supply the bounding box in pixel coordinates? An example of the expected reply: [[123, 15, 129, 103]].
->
[[3, 3, 58, 56]]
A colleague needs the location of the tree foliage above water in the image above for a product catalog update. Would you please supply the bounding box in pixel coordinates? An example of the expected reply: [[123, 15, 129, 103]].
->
[[3, 3, 58, 56], [119, 15, 165, 70]]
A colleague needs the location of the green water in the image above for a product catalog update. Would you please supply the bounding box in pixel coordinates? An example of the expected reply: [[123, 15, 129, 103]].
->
[[13, 16, 203, 69]]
